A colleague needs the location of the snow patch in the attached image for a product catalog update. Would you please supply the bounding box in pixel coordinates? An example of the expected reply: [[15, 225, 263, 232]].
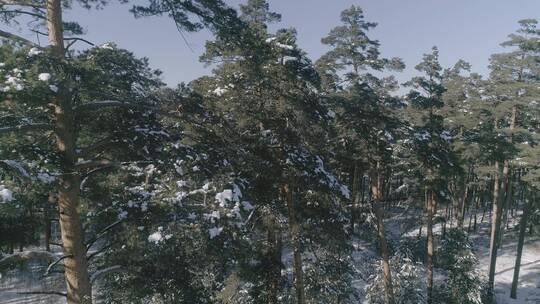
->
[[38, 73, 51, 82], [0, 185, 13, 203], [209, 227, 223, 239]]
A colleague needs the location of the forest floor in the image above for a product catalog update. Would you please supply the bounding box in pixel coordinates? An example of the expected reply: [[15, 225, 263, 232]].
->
[[472, 218, 540, 304], [1, 208, 539, 304]]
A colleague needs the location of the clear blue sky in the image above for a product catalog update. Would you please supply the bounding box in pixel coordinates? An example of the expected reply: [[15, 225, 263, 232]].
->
[[26, 1, 540, 86]]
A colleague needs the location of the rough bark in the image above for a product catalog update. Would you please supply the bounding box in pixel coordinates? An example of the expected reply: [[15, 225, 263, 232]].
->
[[283, 183, 305, 304], [47, 0, 92, 302]]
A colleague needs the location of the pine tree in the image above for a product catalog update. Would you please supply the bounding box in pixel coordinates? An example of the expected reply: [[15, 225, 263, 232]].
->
[[319, 6, 404, 303], [404, 47, 459, 304]]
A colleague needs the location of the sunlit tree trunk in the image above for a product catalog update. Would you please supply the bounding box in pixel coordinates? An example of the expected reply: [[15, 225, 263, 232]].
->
[[47, 0, 92, 302]]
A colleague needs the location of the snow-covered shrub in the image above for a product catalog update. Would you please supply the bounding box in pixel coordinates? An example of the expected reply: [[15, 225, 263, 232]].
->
[[434, 228, 485, 304], [399, 235, 427, 263], [365, 253, 426, 304]]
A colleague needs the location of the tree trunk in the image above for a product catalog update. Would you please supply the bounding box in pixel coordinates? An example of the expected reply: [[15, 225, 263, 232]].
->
[[457, 180, 469, 229], [499, 106, 517, 246], [283, 183, 305, 304], [426, 189, 435, 304], [473, 195, 480, 232], [44, 193, 55, 252], [371, 167, 395, 304], [47, 0, 92, 302], [510, 190, 532, 299], [266, 213, 281, 304], [498, 169, 513, 248], [487, 161, 503, 301], [350, 161, 360, 234]]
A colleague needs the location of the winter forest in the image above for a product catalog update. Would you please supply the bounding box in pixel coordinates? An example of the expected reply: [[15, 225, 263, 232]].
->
[[0, 0, 539, 303]]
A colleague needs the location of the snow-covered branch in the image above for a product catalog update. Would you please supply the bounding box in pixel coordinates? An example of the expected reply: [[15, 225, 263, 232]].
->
[[0, 159, 31, 179], [0, 122, 52, 134]]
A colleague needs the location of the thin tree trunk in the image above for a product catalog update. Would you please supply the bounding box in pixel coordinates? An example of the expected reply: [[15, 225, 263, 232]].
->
[[47, 0, 92, 302], [473, 195, 480, 232], [266, 214, 281, 304], [500, 106, 517, 246], [457, 179, 469, 229], [371, 165, 395, 304], [499, 170, 513, 248], [426, 189, 435, 304], [283, 183, 305, 304], [44, 193, 55, 252], [487, 161, 503, 301], [351, 161, 360, 234], [510, 189, 531, 299]]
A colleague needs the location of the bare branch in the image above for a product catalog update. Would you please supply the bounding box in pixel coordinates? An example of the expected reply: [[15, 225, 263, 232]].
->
[[87, 243, 112, 261], [75, 159, 153, 171], [0, 28, 39, 47], [76, 137, 117, 158], [0, 9, 45, 19], [91, 265, 124, 283], [43, 254, 72, 276], [74, 100, 148, 111], [64, 36, 94, 45], [17, 291, 67, 297], [0, 0, 44, 9], [85, 219, 123, 251]]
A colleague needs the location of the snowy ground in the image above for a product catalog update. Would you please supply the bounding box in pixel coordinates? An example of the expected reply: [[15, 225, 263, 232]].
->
[[472, 219, 540, 304]]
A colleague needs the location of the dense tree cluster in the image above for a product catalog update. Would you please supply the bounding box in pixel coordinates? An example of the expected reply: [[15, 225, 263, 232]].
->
[[0, 1, 539, 304]]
